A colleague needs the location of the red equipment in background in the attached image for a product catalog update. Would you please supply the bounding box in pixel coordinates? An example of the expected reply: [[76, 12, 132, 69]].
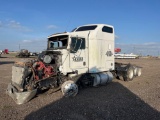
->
[[3, 49, 9, 54], [115, 48, 121, 53]]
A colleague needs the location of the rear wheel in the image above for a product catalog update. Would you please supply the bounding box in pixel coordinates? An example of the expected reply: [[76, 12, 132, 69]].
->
[[137, 68, 142, 76], [133, 67, 138, 76], [123, 66, 134, 81]]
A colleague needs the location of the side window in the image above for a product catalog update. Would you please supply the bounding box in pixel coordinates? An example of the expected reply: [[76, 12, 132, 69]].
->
[[70, 38, 85, 53], [102, 26, 113, 33], [75, 25, 97, 32]]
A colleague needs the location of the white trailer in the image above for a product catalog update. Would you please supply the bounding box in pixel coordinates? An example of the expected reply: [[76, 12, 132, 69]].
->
[[115, 53, 139, 59], [7, 24, 142, 104]]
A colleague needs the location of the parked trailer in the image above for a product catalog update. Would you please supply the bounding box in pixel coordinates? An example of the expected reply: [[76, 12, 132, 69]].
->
[[6, 24, 142, 104], [115, 53, 139, 59]]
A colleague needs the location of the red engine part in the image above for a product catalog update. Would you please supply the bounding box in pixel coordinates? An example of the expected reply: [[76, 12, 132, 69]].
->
[[34, 61, 55, 80]]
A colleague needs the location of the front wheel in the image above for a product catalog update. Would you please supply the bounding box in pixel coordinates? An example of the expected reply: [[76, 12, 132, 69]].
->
[[61, 80, 78, 97]]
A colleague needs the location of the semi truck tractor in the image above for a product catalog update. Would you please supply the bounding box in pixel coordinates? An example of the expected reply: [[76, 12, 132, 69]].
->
[[6, 24, 142, 104], [16, 49, 30, 58]]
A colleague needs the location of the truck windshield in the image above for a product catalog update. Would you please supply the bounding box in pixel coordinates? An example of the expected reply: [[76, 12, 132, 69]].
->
[[48, 35, 68, 50], [49, 41, 62, 49]]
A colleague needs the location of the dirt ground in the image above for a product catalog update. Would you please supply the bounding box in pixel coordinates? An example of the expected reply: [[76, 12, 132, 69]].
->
[[0, 54, 160, 120]]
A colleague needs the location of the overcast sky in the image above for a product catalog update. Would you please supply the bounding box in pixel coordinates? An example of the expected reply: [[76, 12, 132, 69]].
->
[[0, 0, 160, 56]]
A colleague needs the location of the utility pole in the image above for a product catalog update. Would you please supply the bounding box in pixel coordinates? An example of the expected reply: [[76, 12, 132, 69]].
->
[[19, 44, 20, 50]]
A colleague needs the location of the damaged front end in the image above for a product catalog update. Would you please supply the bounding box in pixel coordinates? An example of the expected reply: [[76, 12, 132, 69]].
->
[[6, 61, 38, 104], [7, 83, 37, 105], [6, 51, 65, 104]]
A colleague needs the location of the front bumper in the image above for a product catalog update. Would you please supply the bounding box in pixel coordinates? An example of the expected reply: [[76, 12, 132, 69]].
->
[[6, 83, 37, 105]]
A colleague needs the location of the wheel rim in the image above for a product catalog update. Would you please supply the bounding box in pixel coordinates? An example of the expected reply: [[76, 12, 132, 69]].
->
[[61, 81, 78, 97]]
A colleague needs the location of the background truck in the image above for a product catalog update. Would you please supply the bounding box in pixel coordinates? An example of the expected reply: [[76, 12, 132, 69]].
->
[[0, 49, 9, 57], [7, 24, 142, 104], [3, 49, 9, 54], [16, 49, 30, 58]]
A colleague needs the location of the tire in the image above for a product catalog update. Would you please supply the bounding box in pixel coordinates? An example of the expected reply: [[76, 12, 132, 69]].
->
[[61, 80, 78, 97], [123, 66, 134, 81], [133, 66, 138, 76], [137, 68, 142, 76]]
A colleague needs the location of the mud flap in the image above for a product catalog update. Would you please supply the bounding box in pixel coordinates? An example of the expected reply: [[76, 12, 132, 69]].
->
[[6, 83, 37, 105]]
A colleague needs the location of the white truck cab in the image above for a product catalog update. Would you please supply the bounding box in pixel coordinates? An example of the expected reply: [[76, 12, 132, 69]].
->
[[47, 24, 114, 75]]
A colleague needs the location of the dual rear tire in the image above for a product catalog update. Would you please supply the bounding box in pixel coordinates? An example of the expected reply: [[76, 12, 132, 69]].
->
[[123, 66, 141, 81]]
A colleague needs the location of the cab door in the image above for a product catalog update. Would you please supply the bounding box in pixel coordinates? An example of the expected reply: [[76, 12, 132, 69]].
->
[[69, 37, 88, 73]]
